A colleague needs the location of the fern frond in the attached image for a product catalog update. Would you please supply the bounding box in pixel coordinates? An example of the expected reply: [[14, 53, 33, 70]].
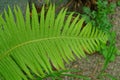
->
[[0, 4, 108, 80]]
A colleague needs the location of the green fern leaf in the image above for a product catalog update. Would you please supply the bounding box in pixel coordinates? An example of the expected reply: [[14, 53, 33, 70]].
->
[[0, 4, 108, 80]]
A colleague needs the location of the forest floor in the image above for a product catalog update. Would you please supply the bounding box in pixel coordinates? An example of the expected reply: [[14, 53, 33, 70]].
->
[[0, 0, 120, 80]]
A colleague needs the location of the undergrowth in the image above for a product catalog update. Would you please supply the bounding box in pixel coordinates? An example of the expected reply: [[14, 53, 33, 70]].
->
[[0, 0, 119, 80], [55, 0, 119, 79], [82, 0, 119, 79]]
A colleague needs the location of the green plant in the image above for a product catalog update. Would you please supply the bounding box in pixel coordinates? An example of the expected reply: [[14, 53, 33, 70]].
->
[[40, 69, 91, 80], [0, 4, 108, 80], [81, 0, 118, 79], [97, 32, 118, 79], [117, 0, 120, 6], [82, 0, 117, 65], [82, 0, 116, 32]]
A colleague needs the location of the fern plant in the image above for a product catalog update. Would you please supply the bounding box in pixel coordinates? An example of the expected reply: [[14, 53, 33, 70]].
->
[[0, 4, 108, 80]]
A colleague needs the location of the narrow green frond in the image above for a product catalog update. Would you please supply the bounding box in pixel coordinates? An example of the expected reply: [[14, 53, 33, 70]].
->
[[40, 5, 45, 38], [31, 4, 40, 39], [62, 12, 74, 35]]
